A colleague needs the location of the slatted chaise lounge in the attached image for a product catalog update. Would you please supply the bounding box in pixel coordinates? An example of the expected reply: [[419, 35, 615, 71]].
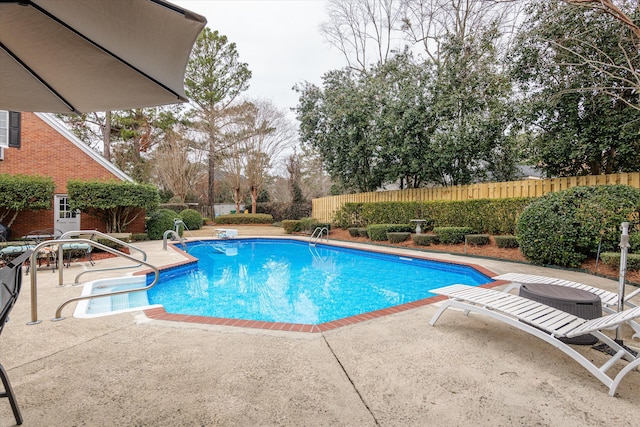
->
[[494, 272, 640, 339], [429, 284, 640, 396]]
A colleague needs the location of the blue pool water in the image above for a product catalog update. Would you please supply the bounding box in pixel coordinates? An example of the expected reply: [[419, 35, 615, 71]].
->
[[146, 238, 492, 324]]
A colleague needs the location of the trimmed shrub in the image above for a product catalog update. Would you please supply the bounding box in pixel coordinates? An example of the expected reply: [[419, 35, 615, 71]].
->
[[146, 209, 182, 240], [631, 233, 640, 253], [215, 213, 273, 224], [179, 208, 203, 230], [494, 235, 519, 249], [465, 234, 490, 246], [434, 227, 474, 244], [159, 203, 189, 214], [387, 232, 410, 243], [131, 233, 148, 242], [299, 217, 318, 233], [600, 252, 640, 271], [94, 238, 124, 252], [68, 180, 160, 233], [282, 220, 300, 234], [348, 227, 360, 237], [367, 224, 413, 241], [332, 198, 532, 234], [357, 228, 368, 238], [516, 185, 640, 267], [412, 234, 439, 246]]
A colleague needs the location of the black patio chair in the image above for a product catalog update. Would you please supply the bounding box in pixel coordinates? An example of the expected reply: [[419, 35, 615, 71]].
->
[[0, 249, 31, 425]]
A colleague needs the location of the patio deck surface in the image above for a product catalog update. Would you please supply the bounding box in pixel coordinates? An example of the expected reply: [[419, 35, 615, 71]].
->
[[2, 225, 640, 426]]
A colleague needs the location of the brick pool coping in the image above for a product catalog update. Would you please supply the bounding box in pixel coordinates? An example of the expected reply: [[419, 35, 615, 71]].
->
[[142, 238, 508, 333]]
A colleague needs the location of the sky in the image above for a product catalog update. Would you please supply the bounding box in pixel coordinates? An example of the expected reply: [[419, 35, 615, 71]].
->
[[173, 0, 347, 119]]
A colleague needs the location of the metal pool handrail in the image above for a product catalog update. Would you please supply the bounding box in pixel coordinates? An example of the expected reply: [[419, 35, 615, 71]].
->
[[28, 238, 159, 324], [59, 230, 148, 284], [309, 227, 329, 246]]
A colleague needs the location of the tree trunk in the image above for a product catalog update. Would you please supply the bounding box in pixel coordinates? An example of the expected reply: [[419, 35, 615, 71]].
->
[[208, 144, 216, 217], [249, 185, 257, 214], [103, 111, 111, 161]]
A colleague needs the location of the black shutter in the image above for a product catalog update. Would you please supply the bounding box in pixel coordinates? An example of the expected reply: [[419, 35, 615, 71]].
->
[[8, 111, 20, 149]]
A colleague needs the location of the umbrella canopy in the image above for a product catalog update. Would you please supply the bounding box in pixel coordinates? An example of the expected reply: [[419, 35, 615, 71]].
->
[[0, 0, 206, 114]]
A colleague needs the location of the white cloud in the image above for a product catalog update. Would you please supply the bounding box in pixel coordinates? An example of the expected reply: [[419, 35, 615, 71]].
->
[[174, 0, 346, 116]]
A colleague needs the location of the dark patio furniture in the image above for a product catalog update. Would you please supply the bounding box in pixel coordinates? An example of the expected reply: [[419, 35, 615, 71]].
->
[[0, 249, 31, 425], [519, 282, 602, 345]]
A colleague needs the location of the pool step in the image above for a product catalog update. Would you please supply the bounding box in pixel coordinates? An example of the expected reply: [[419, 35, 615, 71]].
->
[[110, 291, 149, 311]]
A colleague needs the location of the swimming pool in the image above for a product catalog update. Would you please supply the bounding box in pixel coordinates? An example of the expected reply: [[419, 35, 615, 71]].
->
[[143, 238, 492, 325]]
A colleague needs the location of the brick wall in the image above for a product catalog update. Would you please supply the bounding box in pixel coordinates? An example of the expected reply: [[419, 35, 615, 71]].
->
[[0, 113, 146, 237]]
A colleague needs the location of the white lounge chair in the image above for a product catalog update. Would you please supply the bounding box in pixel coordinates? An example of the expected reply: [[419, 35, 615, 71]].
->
[[495, 272, 640, 338], [429, 284, 640, 396]]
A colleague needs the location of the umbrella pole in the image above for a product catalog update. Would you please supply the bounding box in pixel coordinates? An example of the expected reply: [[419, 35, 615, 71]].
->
[[616, 222, 630, 344]]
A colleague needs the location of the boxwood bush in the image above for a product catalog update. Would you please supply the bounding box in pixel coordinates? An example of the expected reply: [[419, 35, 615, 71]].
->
[[332, 198, 531, 234], [146, 209, 182, 240], [367, 224, 413, 241], [412, 234, 439, 245], [600, 252, 640, 271], [465, 234, 490, 246], [631, 233, 640, 253], [516, 185, 640, 267], [494, 235, 519, 249], [357, 228, 368, 238], [215, 213, 273, 224], [348, 227, 360, 237], [179, 208, 203, 230], [434, 227, 474, 244], [282, 220, 300, 234], [387, 232, 410, 243]]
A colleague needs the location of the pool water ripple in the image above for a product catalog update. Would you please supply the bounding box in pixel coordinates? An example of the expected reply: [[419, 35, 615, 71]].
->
[[146, 239, 492, 324]]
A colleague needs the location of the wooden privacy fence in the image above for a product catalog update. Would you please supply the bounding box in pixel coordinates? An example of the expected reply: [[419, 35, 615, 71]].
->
[[311, 172, 640, 223]]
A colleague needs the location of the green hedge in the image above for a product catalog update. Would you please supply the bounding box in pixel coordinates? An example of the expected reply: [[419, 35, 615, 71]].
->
[[434, 227, 474, 244], [146, 209, 182, 240], [215, 213, 273, 224], [357, 228, 368, 238], [333, 198, 532, 234], [0, 174, 55, 228], [68, 179, 159, 233], [367, 224, 413, 241], [516, 185, 640, 268], [387, 232, 410, 243], [179, 208, 203, 230], [494, 235, 519, 249], [282, 220, 300, 234], [412, 234, 439, 245], [465, 234, 490, 246], [600, 252, 640, 271], [631, 233, 640, 253], [348, 227, 360, 237]]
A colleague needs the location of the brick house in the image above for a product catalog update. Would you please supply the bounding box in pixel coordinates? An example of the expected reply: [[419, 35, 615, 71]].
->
[[0, 111, 145, 238]]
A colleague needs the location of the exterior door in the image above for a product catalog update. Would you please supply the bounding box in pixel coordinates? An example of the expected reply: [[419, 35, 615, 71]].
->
[[54, 195, 80, 234]]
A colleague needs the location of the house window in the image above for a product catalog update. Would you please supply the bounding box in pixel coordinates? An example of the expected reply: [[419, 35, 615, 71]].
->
[[0, 110, 20, 149], [0, 111, 7, 148], [58, 197, 77, 219]]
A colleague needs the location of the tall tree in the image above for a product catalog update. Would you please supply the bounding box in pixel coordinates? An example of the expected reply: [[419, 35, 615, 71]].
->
[[153, 127, 206, 203], [427, 30, 519, 185], [400, 0, 524, 64], [509, 1, 640, 176], [321, 0, 405, 72], [241, 100, 295, 213], [185, 28, 252, 214], [296, 68, 384, 192]]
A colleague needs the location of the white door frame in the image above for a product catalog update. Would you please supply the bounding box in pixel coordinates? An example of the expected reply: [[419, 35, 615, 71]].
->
[[54, 194, 80, 234]]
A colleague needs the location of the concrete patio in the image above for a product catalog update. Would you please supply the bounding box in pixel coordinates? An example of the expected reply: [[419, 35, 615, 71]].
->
[[1, 225, 639, 426]]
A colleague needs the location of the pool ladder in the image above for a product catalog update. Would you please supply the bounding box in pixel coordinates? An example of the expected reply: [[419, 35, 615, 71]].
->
[[309, 226, 329, 246], [27, 230, 159, 324]]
